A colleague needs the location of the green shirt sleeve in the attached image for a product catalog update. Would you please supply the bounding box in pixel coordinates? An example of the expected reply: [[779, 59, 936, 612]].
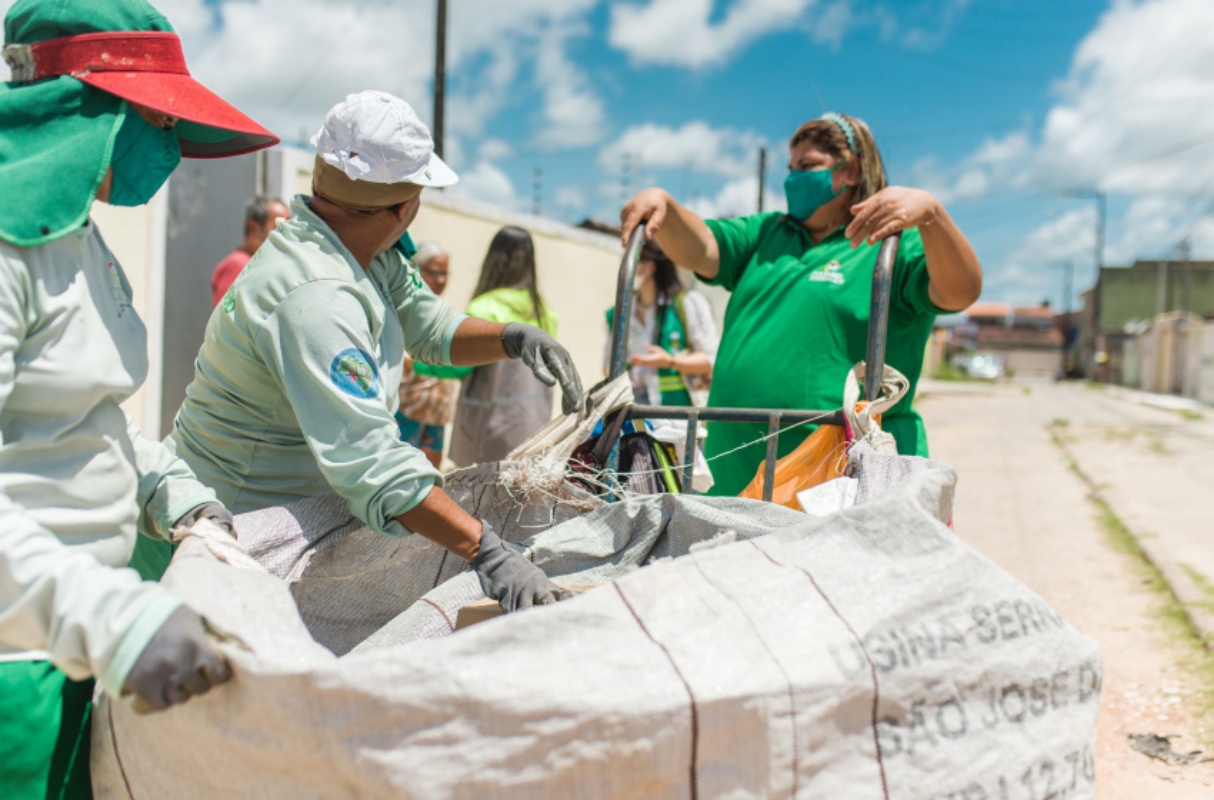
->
[[380, 250, 466, 365], [703, 213, 779, 291], [892, 228, 952, 316], [254, 280, 443, 537], [466, 288, 558, 334]]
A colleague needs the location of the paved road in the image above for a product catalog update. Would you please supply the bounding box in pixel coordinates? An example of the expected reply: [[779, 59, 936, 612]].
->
[[917, 378, 1214, 798]]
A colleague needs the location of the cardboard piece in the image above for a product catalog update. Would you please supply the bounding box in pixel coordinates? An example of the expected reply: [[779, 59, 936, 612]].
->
[[455, 585, 595, 630]]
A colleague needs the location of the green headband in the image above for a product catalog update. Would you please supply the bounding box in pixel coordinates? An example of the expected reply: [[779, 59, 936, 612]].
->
[[821, 112, 857, 154]]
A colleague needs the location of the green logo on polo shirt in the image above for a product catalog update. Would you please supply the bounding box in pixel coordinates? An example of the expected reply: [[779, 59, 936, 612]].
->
[[809, 260, 845, 285], [222, 287, 236, 313]]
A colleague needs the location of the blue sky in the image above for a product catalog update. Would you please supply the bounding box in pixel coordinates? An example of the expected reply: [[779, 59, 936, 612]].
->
[[7, 0, 1214, 309]]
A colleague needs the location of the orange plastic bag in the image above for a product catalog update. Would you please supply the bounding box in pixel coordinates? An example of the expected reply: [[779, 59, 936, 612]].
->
[[739, 363, 907, 510], [739, 410, 869, 509]]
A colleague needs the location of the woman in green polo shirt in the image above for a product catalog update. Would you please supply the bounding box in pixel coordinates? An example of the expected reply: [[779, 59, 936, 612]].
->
[[619, 112, 982, 496]]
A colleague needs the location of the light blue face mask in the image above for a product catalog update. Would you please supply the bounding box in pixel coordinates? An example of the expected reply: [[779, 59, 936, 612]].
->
[[107, 105, 182, 207], [783, 166, 848, 221]]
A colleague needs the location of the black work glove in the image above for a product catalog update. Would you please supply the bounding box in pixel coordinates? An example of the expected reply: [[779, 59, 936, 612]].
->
[[174, 502, 235, 538], [124, 606, 232, 711], [502, 322, 584, 415], [472, 522, 572, 613]]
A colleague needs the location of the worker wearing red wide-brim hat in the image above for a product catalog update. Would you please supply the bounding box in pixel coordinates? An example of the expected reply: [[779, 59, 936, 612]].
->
[[0, 1, 278, 796]]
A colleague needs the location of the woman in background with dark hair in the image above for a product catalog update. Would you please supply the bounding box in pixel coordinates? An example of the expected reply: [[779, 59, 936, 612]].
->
[[449, 226, 560, 465], [606, 238, 719, 406]]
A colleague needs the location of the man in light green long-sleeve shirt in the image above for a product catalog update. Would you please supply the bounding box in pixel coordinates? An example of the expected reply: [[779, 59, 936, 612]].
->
[[168, 90, 585, 613], [170, 193, 460, 533]]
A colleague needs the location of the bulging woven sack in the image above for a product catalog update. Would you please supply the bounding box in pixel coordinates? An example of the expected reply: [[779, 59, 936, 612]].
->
[[92, 450, 1100, 799]]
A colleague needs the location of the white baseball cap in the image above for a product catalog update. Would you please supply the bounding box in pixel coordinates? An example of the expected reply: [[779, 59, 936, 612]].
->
[[310, 90, 458, 188]]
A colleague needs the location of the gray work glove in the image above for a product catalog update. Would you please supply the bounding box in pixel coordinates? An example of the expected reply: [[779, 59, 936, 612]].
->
[[174, 502, 235, 538], [472, 523, 571, 613], [502, 322, 584, 415], [124, 605, 232, 711]]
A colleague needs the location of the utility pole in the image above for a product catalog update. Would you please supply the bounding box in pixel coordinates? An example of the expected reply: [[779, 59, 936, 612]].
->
[[1178, 237, 1192, 318], [1057, 261, 1074, 377], [757, 147, 767, 213], [1090, 190, 1107, 379], [1068, 188, 1107, 379], [433, 0, 447, 159], [532, 166, 542, 217], [1175, 238, 1192, 395]]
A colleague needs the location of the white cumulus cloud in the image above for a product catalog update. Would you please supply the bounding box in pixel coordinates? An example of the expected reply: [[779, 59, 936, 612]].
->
[[608, 0, 821, 69], [1028, 0, 1214, 196], [446, 161, 518, 209], [598, 121, 768, 180], [684, 176, 785, 220]]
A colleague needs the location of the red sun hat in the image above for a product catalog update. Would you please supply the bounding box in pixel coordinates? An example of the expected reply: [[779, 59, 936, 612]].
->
[[3, 30, 279, 157]]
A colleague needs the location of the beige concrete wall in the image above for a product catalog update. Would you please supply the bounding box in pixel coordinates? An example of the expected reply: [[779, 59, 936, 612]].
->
[[1135, 312, 1205, 396], [1005, 349, 1060, 378], [91, 189, 168, 438], [1195, 323, 1214, 405]]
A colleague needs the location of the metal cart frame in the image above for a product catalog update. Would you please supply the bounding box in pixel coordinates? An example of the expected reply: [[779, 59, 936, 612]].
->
[[605, 223, 901, 502]]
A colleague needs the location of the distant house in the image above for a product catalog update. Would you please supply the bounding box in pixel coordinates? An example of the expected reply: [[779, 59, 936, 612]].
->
[[944, 301, 1063, 378]]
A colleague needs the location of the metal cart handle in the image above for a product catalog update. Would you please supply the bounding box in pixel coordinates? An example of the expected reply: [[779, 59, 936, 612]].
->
[[608, 223, 647, 382], [865, 233, 901, 401]]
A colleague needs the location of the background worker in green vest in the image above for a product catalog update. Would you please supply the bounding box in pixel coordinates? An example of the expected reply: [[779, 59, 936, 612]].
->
[[605, 238, 719, 407], [619, 112, 983, 496], [0, 1, 281, 797]]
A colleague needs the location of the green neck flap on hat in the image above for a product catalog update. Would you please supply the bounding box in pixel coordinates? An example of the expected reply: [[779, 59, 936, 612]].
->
[[5, 0, 173, 44], [0, 79, 126, 247], [0, 0, 177, 247]]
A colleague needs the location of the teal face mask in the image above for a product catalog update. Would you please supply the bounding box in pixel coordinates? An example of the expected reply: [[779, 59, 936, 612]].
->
[[395, 232, 418, 259], [107, 106, 182, 207], [784, 166, 844, 221]]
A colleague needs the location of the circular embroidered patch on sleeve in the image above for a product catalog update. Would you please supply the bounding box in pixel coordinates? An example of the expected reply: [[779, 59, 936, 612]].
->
[[329, 348, 381, 399]]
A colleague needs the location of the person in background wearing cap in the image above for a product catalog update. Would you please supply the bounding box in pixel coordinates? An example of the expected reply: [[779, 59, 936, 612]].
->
[[167, 90, 582, 618], [0, 0, 280, 796], [209, 195, 290, 307], [619, 112, 982, 496], [394, 240, 463, 468]]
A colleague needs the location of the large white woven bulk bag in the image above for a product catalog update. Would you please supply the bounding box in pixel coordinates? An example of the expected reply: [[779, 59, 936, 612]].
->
[[92, 447, 1100, 799]]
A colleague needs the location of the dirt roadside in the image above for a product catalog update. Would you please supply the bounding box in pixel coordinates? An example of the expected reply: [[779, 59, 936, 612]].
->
[[917, 378, 1214, 798]]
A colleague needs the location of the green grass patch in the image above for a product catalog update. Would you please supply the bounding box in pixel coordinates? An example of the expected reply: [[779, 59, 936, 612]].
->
[[1084, 380, 1107, 391], [1047, 424, 1214, 744], [1101, 428, 1137, 443], [1180, 564, 1214, 615], [935, 362, 972, 382], [1021, 385, 1032, 396], [1179, 409, 1206, 422]]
